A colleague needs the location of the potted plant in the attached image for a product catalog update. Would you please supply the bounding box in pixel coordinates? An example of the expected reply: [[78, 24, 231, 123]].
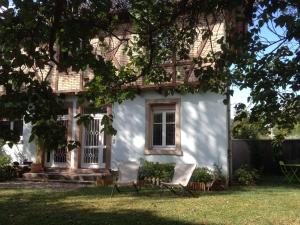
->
[[190, 167, 214, 191]]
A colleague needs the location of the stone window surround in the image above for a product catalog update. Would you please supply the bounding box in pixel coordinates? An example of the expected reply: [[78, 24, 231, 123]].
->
[[145, 98, 182, 156]]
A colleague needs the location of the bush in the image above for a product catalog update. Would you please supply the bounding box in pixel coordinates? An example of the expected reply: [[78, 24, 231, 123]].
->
[[139, 161, 174, 182], [0, 155, 16, 181], [191, 167, 214, 183], [0, 155, 11, 167], [0, 166, 17, 181], [213, 163, 226, 183], [234, 164, 260, 186]]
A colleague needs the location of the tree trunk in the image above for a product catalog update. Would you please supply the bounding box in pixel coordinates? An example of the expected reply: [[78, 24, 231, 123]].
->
[[30, 138, 45, 173]]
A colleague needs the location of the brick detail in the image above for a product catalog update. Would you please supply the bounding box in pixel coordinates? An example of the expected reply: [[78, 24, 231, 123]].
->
[[0, 16, 228, 94]]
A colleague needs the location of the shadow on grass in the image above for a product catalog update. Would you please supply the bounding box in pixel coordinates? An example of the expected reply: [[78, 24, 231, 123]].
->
[[0, 175, 299, 200], [0, 176, 299, 225], [0, 190, 223, 225]]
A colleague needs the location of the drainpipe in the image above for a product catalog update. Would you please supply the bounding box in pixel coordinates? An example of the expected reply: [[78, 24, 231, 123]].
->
[[224, 8, 234, 186], [226, 89, 233, 186]]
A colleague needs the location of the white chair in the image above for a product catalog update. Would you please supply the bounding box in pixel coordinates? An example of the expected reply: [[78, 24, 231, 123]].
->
[[160, 163, 196, 196], [111, 161, 140, 197]]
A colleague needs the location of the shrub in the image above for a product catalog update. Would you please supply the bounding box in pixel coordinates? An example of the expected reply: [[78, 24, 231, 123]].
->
[[213, 163, 226, 183], [234, 164, 260, 186], [207, 163, 228, 191], [0, 155, 11, 167], [0, 166, 17, 181], [139, 161, 174, 182], [0, 155, 16, 181], [191, 167, 214, 183]]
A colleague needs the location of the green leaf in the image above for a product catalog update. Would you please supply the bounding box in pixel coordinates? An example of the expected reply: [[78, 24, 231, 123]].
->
[[28, 134, 35, 143]]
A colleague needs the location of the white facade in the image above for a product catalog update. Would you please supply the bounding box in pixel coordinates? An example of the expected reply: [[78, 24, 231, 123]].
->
[[1, 91, 229, 175], [111, 91, 229, 174], [1, 122, 36, 163]]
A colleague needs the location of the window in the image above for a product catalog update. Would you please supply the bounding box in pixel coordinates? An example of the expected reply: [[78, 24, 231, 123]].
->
[[52, 105, 73, 164], [53, 112, 69, 164], [153, 111, 175, 147], [145, 99, 181, 155]]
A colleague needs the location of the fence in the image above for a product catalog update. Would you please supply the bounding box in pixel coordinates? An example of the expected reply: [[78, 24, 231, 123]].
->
[[232, 139, 300, 174]]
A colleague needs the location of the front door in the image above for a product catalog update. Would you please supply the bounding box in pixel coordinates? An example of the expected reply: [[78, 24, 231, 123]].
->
[[81, 113, 105, 169]]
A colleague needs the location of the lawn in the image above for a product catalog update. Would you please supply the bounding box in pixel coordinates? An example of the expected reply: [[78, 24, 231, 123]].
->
[[0, 177, 299, 225]]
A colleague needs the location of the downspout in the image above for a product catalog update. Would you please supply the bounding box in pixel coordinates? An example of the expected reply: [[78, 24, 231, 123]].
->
[[224, 10, 233, 185], [226, 89, 232, 185]]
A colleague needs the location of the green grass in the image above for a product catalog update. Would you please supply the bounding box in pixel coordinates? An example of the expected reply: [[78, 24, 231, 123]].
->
[[0, 177, 300, 225]]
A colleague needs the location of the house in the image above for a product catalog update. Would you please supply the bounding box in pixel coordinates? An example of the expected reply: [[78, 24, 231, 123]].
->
[[1, 10, 244, 178]]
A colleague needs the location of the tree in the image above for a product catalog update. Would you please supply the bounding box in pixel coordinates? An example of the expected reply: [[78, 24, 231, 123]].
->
[[232, 104, 268, 139], [233, 104, 300, 142], [0, 0, 299, 153], [231, 0, 300, 132]]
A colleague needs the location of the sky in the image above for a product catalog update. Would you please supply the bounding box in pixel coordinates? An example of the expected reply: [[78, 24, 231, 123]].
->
[[230, 87, 251, 118], [230, 15, 291, 118]]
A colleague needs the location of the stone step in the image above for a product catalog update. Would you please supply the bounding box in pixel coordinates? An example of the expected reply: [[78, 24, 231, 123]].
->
[[45, 167, 108, 174], [23, 172, 111, 183], [16, 177, 95, 185]]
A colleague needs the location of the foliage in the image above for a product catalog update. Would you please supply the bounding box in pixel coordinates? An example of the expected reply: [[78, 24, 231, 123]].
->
[[271, 121, 300, 140], [232, 117, 263, 139], [232, 103, 269, 139], [0, 130, 20, 148], [230, 0, 300, 132], [234, 164, 260, 186], [0, 0, 113, 152], [0, 155, 11, 167], [0, 139, 4, 148], [288, 123, 300, 138], [191, 167, 214, 183], [29, 119, 67, 152], [138, 161, 174, 182], [212, 163, 227, 183], [0, 155, 15, 181], [0, 0, 299, 153], [0, 166, 16, 181]]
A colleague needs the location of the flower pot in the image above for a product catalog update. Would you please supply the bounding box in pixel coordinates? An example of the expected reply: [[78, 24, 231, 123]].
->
[[96, 176, 113, 186], [30, 163, 44, 173], [189, 182, 207, 191]]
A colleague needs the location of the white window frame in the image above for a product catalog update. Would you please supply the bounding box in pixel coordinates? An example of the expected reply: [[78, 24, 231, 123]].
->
[[145, 99, 182, 156], [152, 110, 176, 148]]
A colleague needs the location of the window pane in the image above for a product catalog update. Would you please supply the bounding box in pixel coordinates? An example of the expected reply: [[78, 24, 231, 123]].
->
[[0, 121, 10, 130], [83, 107, 107, 114], [166, 124, 175, 145], [13, 121, 23, 137], [58, 108, 69, 116], [153, 124, 162, 145], [153, 113, 162, 123], [166, 112, 175, 123]]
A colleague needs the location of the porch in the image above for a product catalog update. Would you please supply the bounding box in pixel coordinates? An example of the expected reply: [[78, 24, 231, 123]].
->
[[23, 167, 113, 185], [35, 99, 113, 173]]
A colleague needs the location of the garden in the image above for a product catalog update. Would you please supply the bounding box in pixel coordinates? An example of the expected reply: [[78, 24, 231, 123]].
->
[[0, 176, 300, 225], [1, 157, 300, 225]]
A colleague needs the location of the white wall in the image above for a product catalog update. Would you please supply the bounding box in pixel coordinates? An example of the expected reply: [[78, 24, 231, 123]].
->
[[0, 122, 36, 163], [111, 91, 229, 174], [1, 143, 25, 163], [22, 122, 36, 162]]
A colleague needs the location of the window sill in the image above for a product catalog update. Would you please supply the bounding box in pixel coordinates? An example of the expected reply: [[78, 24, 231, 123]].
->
[[144, 147, 182, 156]]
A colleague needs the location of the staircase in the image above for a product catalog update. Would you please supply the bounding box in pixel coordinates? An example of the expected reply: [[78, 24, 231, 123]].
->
[[22, 168, 111, 184]]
